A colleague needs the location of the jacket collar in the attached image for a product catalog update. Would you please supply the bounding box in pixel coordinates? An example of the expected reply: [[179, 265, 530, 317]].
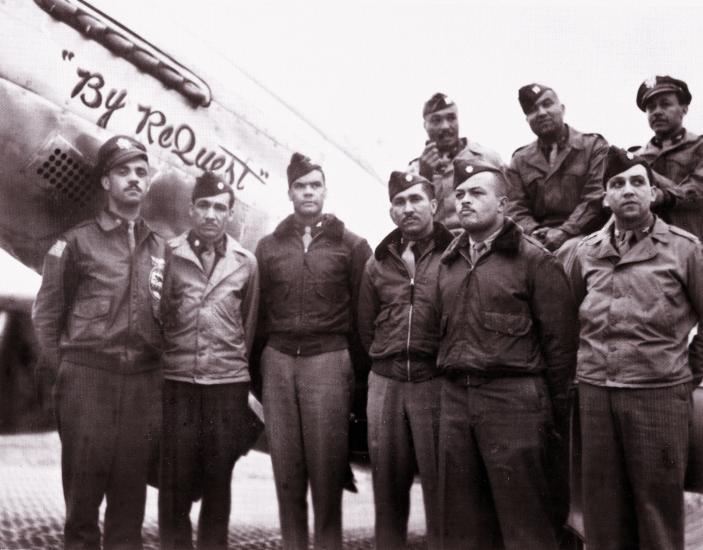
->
[[523, 125, 585, 174], [170, 231, 249, 285], [375, 222, 453, 261], [273, 213, 345, 241], [441, 217, 522, 264], [96, 209, 153, 244], [588, 215, 670, 264], [643, 129, 700, 153]]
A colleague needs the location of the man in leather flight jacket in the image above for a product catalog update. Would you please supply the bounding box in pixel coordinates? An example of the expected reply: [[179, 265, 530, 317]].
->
[[32, 136, 168, 550], [357, 171, 453, 550], [437, 158, 578, 550], [254, 153, 371, 550]]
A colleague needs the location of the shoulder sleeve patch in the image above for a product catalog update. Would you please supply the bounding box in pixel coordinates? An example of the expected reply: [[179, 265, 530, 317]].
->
[[48, 239, 67, 258]]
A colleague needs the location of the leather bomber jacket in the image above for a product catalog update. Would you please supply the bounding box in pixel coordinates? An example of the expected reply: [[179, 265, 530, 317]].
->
[[255, 213, 371, 357], [437, 218, 579, 401], [32, 210, 168, 373], [357, 223, 453, 382]]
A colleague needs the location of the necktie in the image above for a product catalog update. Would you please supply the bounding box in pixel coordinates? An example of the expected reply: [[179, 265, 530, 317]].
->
[[127, 220, 136, 253], [402, 241, 416, 278], [548, 142, 558, 167], [618, 230, 635, 257], [471, 241, 486, 265], [302, 226, 312, 253], [201, 247, 215, 278]]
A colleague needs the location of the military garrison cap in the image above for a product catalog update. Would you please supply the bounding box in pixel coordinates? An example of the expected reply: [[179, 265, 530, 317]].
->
[[423, 93, 455, 117], [287, 152, 324, 187], [453, 158, 505, 190], [518, 83, 554, 114], [192, 171, 234, 206], [636, 75, 692, 111], [95, 135, 148, 176], [388, 171, 431, 200], [603, 146, 654, 186]]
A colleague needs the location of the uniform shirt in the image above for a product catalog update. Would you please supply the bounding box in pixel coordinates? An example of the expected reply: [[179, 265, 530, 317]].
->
[[632, 129, 703, 241], [507, 126, 609, 236], [568, 216, 703, 388]]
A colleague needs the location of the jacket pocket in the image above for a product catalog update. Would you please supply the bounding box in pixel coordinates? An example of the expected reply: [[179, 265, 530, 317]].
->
[[69, 296, 111, 341], [73, 296, 111, 319], [480, 311, 532, 336], [314, 280, 348, 303]]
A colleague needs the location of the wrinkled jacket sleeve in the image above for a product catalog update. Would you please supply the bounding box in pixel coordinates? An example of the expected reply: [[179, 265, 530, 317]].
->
[[559, 135, 609, 236], [357, 257, 380, 354], [529, 252, 579, 401], [506, 159, 540, 235], [242, 257, 260, 358], [685, 241, 703, 386], [31, 238, 79, 370]]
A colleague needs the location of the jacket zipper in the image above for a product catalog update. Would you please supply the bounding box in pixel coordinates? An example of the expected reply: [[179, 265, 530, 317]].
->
[[406, 276, 414, 381]]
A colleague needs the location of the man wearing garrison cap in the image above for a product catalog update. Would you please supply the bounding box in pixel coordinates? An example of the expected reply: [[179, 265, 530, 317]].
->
[[436, 158, 578, 550], [566, 146, 703, 550], [408, 92, 502, 233], [507, 83, 609, 259], [254, 153, 371, 550], [630, 75, 703, 241], [357, 171, 452, 549], [158, 171, 260, 549], [32, 135, 168, 549]]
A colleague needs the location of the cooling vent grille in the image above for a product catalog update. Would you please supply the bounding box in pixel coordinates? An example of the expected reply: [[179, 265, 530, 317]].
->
[[28, 137, 96, 206]]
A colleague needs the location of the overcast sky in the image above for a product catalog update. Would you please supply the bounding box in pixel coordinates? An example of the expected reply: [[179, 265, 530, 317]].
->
[[107, 0, 703, 177]]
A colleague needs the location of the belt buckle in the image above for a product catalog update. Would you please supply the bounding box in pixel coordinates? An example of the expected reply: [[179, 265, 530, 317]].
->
[[466, 374, 486, 387]]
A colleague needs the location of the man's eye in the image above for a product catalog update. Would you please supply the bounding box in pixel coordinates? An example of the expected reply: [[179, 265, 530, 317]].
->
[[214, 205, 228, 213]]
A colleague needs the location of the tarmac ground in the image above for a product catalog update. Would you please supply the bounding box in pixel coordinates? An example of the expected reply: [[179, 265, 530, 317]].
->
[[1, 432, 702, 549]]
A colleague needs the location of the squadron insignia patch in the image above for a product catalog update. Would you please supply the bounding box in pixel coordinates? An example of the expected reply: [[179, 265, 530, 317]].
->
[[48, 239, 67, 258]]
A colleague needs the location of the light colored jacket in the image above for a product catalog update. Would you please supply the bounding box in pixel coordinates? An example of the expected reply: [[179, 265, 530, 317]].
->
[[568, 217, 703, 387], [162, 232, 259, 384]]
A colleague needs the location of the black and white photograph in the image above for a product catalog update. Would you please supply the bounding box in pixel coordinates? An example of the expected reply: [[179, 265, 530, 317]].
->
[[1, 0, 702, 549]]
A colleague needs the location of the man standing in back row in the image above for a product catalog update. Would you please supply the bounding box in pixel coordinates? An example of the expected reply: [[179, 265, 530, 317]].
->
[[507, 83, 609, 258], [33, 135, 167, 550], [255, 153, 371, 550], [631, 75, 703, 241], [409, 92, 503, 233]]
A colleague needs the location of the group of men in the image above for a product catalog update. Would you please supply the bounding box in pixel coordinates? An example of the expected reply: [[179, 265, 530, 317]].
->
[[30, 72, 703, 550]]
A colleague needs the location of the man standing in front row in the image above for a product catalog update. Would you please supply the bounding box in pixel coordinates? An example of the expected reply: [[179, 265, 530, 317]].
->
[[159, 171, 259, 550], [507, 83, 609, 258], [409, 92, 503, 233], [32, 136, 167, 549], [255, 153, 371, 550], [437, 159, 578, 550], [567, 147, 703, 550], [357, 171, 453, 549]]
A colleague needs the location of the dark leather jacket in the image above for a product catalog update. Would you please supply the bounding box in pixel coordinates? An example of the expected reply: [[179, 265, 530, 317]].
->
[[32, 210, 168, 373], [357, 223, 453, 381], [255, 213, 371, 356], [437, 218, 578, 401]]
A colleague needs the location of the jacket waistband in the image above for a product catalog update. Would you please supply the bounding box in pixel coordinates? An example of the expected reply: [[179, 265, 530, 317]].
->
[[445, 368, 541, 387], [268, 333, 348, 357], [61, 349, 161, 374]]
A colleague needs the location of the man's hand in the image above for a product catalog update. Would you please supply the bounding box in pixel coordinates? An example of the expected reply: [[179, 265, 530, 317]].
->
[[543, 228, 569, 252], [418, 141, 446, 179], [531, 227, 549, 243]]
